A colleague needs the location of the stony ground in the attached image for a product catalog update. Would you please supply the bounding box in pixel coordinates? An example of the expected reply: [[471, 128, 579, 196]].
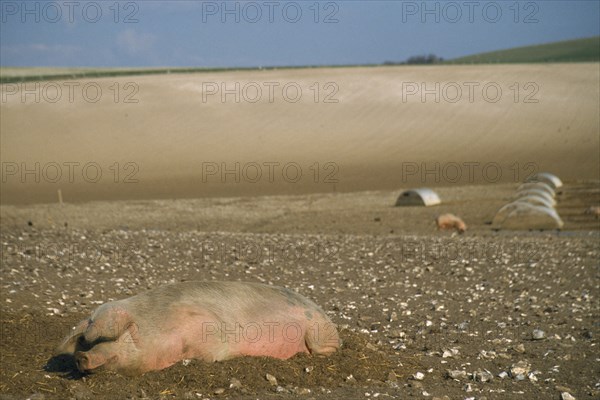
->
[[0, 183, 599, 400]]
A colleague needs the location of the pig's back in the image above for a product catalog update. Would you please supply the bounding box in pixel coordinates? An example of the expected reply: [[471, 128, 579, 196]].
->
[[125, 281, 328, 325]]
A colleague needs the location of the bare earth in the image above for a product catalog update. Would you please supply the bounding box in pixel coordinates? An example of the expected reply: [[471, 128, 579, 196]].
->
[[0, 64, 599, 399], [1, 181, 599, 399]]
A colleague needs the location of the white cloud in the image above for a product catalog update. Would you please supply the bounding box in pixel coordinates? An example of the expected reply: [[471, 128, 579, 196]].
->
[[116, 29, 156, 56], [3, 43, 81, 55], [1, 43, 82, 65]]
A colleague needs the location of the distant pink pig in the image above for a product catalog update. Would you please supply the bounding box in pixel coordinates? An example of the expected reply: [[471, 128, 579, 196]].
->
[[436, 213, 467, 233], [56, 281, 340, 376]]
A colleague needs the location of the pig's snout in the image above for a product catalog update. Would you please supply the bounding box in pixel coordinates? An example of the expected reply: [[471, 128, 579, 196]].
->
[[74, 350, 114, 372], [74, 352, 93, 372]]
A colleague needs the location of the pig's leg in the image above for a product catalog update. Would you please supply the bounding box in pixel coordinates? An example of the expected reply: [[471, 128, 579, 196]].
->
[[304, 317, 340, 355]]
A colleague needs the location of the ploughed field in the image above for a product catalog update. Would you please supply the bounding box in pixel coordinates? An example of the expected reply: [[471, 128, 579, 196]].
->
[[1, 63, 599, 204]]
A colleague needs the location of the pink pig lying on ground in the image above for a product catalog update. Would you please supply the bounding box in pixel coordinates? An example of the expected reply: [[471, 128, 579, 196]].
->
[[56, 281, 340, 376], [435, 213, 467, 233]]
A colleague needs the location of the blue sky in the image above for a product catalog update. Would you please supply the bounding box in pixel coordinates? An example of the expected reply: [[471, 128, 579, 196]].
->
[[1, 0, 599, 67]]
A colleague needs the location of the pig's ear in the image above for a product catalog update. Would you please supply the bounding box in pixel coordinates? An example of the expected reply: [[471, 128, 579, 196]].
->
[[55, 319, 91, 355], [83, 305, 133, 343]]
